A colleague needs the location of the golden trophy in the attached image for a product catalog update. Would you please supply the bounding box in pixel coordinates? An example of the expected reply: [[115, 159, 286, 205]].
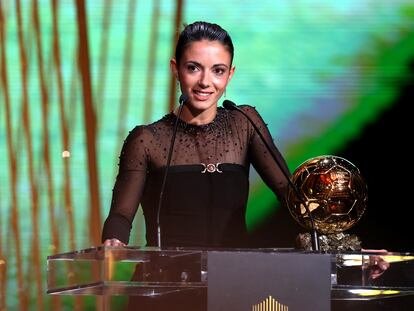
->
[[286, 155, 367, 251]]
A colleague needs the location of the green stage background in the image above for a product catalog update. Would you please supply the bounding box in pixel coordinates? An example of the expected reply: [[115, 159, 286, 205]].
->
[[0, 0, 413, 309]]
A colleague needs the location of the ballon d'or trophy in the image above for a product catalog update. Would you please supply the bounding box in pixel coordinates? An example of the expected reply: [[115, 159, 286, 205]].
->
[[286, 155, 367, 251]]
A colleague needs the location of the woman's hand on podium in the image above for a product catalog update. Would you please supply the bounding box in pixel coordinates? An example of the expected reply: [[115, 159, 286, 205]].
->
[[362, 248, 390, 280], [103, 238, 126, 247]]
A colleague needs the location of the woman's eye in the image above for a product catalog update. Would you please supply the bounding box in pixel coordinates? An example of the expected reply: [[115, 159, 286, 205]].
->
[[213, 67, 226, 75], [186, 65, 198, 72]]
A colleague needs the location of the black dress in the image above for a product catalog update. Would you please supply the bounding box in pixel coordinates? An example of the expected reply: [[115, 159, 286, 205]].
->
[[101, 105, 290, 310], [102, 105, 290, 247]]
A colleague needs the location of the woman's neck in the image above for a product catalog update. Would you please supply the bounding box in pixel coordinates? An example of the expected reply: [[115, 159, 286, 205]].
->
[[175, 105, 217, 125]]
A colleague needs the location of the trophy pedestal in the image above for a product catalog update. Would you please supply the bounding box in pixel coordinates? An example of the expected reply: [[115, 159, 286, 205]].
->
[[296, 232, 362, 251]]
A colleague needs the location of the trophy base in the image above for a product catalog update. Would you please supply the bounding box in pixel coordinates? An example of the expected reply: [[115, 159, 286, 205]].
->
[[296, 232, 362, 251]]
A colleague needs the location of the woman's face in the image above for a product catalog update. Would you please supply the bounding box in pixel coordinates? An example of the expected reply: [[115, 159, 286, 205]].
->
[[170, 40, 235, 115]]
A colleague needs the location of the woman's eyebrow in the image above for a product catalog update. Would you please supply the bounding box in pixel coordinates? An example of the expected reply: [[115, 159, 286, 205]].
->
[[184, 60, 229, 69]]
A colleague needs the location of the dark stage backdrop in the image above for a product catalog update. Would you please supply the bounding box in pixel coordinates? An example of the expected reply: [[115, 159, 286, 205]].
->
[[0, 1, 413, 309]]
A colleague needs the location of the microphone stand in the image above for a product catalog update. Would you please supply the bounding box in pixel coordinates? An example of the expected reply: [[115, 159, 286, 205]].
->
[[223, 100, 320, 251], [156, 94, 188, 248]]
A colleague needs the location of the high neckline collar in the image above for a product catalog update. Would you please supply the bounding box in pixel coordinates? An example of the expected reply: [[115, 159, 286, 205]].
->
[[162, 107, 227, 134]]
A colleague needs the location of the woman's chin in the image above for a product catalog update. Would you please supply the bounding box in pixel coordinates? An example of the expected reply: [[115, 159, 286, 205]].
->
[[186, 99, 217, 111]]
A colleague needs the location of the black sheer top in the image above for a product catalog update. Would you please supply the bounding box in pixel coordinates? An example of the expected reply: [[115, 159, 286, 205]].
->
[[102, 105, 291, 247]]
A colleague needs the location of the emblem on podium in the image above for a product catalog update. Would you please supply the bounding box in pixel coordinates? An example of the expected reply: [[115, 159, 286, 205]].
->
[[252, 295, 288, 311]]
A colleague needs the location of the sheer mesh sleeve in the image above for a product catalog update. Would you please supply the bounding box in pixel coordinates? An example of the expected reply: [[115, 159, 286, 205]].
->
[[241, 106, 291, 201], [101, 126, 150, 244]]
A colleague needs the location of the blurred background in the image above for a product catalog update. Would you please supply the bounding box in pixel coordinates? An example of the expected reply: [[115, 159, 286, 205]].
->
[[0, 0, 413, 309]]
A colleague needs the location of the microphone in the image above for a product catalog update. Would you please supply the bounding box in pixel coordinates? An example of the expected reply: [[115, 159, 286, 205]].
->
[[156, 94, 188, 248], [223, 100, 320, 251]]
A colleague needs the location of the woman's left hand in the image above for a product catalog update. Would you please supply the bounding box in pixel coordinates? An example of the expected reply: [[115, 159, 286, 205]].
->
[[362, 248, 390, 280]]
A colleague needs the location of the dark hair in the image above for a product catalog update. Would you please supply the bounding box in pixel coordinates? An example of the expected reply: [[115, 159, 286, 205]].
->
[[175, 21, 234, 65]]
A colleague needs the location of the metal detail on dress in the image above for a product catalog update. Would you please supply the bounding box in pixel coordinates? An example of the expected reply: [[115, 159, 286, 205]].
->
[[201, 163, 223, 173]]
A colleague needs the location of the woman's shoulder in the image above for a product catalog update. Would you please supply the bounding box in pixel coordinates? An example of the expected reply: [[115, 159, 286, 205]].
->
[[127, 124, 150, 138], [123, 124, 154, 146], [237, 104, 260, 115], [224, 103, 262, 121], [126, 115, 172, 141]]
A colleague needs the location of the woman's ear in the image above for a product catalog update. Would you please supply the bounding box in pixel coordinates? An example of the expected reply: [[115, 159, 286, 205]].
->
[[170, 58, 179, 79], [228, 65, 236, 82]]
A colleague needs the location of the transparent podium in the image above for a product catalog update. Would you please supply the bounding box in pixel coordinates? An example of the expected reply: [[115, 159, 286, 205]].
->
[[47, 247, 414, 310]]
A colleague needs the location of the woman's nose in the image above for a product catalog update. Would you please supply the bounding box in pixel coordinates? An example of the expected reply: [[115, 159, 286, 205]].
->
[[198, 72, 210, 88]]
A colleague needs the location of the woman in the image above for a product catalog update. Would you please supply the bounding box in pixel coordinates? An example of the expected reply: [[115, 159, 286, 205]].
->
[[101, 21, 291, 310], [102, 21, 290, 249]]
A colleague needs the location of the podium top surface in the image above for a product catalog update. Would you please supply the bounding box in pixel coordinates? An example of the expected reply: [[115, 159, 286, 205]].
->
[[47, 246, 414, 300], [48, 245, 414, 259]]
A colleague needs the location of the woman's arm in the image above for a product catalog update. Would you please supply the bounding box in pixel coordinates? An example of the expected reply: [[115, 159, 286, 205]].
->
[[243, 105, 291, 201], [101, 126, 150, 245]]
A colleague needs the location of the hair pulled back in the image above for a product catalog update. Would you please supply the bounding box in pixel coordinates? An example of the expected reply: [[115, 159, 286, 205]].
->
[[175, 21, 234, 65]]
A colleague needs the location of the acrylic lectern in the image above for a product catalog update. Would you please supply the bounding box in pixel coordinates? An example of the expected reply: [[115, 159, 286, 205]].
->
[[47, 247, 414, 310]]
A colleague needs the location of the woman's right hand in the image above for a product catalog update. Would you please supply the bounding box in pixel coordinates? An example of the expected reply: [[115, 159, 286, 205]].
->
[[103, 238, 126, 247]]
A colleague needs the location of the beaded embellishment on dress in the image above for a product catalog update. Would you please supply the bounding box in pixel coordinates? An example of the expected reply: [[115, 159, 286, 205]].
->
[[161, 107, 227, 135]]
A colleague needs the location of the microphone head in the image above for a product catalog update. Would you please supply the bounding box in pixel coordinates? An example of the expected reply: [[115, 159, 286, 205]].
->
[[222, 99, 237, 110], [179, 94, 189, 105]]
